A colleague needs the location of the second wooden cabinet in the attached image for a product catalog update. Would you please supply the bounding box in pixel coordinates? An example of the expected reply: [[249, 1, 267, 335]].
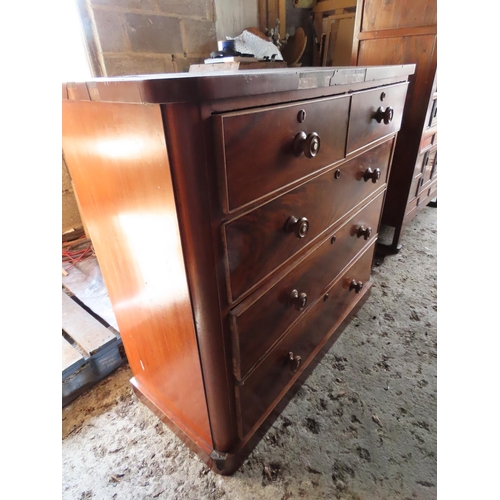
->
[[351, 0, 437, 253]]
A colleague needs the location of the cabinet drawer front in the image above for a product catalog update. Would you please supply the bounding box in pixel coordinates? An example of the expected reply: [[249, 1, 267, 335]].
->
[[236, 241, 376, 438], [230, 192, 384, 379], [218, 96, 349, 212], [429, 97, 437, 128], [408, 174, 421, 203], [224, 139, 393, 303], [422, 148, 437, 184], [346, 83, 407, 154]]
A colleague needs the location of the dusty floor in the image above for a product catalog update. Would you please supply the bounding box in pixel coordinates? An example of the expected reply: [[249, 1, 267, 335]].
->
[[62, 205, 437, 500]]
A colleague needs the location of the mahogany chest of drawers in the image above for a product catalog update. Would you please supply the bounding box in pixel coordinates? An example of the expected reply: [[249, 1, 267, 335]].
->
[[62, 65, 414, 474]]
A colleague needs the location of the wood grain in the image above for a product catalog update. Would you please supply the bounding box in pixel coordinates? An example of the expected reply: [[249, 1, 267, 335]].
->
[[62, 290, 116, 356], [62, 337, 84, 373], [62, 100, 213, 450], [236, 240, 376, 438], [361, 0, 436, 31], [217, 95, 349, 212], [224, 139, 393, 302], [230, 191, 384, 380], [346, 82, 408, 154]]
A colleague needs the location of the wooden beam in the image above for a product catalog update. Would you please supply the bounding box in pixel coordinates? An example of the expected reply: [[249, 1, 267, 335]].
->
[[258, 0, 267, 32], [279, 0, 286, 39], [357, 25, 437, 40]]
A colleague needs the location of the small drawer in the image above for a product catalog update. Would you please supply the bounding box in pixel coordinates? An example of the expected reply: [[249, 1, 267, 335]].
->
[[408, 174, 421, 203], [224, 139, 393, 303], [421, 148, 437, 187], [406, 196, 419, 217], [346, 83, 408, 154], [216, 95, 349, 212], [230, 192, 385, 380], [236, 240, 376, 438], [429, 97, 437, 128]]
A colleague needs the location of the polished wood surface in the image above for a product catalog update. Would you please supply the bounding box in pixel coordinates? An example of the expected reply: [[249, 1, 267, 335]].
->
[[217, 95, 349, 211], [62, 65, 414, 105], [62, 66, 413, 474], [224, 139, 393, 302], [62, 100, 213, 450], [161, 103, 237, 452], [346, 83, 408, 154], [236, 241, 376, 438], [230, 191, 384, 380], [361, 0, 436, 31]]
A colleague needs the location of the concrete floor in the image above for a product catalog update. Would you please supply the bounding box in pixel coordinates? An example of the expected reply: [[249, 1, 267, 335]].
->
[[62, 205, 437, 500]]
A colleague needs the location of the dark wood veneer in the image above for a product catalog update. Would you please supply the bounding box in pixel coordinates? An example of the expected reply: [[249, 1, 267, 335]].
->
[[224, 139, 393, 303], [217, 95, 349, 212], [230, 192, 385, 380], [236, 241, 376, 438]]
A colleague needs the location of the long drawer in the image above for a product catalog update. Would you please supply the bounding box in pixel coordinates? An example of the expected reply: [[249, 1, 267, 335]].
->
[[216, 95, 350, 212], [224, 139, 393, 303], [229, 191, 384, 380], [346, 83, 407, 154], [236, 240, 376, 438]]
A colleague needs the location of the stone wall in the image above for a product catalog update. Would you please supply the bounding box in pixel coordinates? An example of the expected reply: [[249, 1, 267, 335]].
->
[[86, 0, 218, 76]]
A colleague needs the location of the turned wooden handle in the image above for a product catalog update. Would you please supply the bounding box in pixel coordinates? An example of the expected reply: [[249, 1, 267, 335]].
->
[[356, 225, 372, 240], [375, 106, 394, 124], [288, 289, 308, 310], [293, 131, 321, 158], [363, 167, 381, 183], [288, 352, 302, 373], [285, 216, 310, 238], [349, 279, 364, 293]]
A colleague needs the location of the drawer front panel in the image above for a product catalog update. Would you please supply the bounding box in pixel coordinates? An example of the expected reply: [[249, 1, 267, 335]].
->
[[236, 241, 376, 438], [408, 174, 421, 203], [224, 139, 393, 302], [230, 192, 384, 379], [418, 148, 437, 195], [429, 97, 437, 128], [218, 96, 349, 212], [346, 83, 407, 154]]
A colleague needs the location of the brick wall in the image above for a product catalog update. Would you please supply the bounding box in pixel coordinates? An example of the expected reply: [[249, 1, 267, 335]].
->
[[86, 0, 218, 76]]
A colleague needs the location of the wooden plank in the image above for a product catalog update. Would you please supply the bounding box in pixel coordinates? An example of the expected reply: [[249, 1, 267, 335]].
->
[[332, 16, 356, 65], [312, 12, 324, 66], [314, 0, 356, 13], [62, 290, 117, 356], [62, 337, 84, 373], [62, 257, 119, 331], [258, 0, 267, 32], [278, 0, 286, 39], [321, 32, 331, 66], [357, 25, 437, 40]]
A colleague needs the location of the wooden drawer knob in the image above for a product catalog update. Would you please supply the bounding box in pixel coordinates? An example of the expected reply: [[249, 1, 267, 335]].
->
[[375, 106, 394, 124], [288, 352, 302, 373], [288, 289, 308, 310], [349, 279, 364, 293], [293, 131, 321, 158], [356, 225, 372, 240], [363, 167, 381, 183], [285, 215, 309, 238]]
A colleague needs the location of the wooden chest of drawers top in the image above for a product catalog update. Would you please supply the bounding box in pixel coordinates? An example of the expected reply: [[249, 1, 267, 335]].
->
[[62, 65, 415, 474]]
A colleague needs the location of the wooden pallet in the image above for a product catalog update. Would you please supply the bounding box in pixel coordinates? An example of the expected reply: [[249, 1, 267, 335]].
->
[[62, 259, 126, 407]]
